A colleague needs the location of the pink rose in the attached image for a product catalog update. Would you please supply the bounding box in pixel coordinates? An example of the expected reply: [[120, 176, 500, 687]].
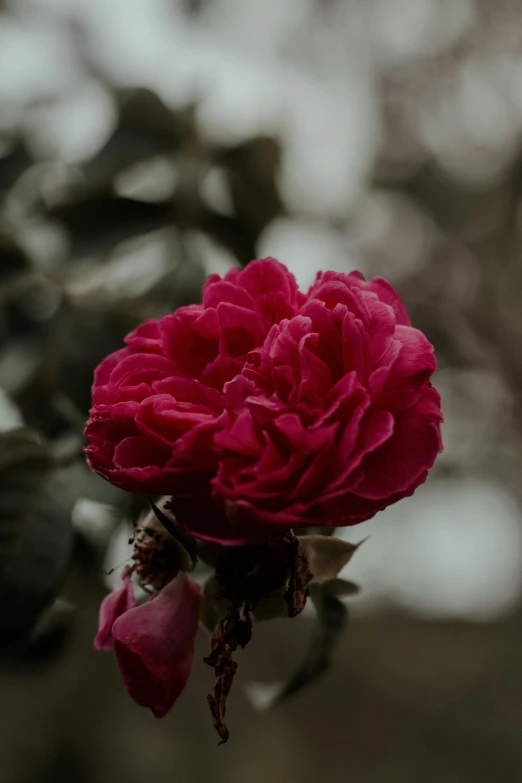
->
[[208, 270, 442, 534], [84, 258, 302, 494], [85, 259, 442, 543]]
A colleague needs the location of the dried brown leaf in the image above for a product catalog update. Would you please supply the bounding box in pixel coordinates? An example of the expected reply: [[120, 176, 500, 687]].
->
[[284, 534, 313, 617], [204, 609, 253, 744]]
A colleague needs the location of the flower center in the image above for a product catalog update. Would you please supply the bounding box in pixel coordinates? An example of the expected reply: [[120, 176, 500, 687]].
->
[[131, 517, 187, 590]]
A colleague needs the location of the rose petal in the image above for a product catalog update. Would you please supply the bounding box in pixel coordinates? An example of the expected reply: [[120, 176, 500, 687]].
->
[[354, 387, 443, 500], [94, 567, 135, 651], [112, 574, 200, 717]]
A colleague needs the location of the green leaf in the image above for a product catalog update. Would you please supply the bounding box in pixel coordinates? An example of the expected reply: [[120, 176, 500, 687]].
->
[[246, 581, 349, 710], [79, 88, 183, 197], [321, 577, 360, 597], [0, 428, 49, 471], [297, 534, 363, 584], [251, 586, 288, 622], [0, 430, 73, 652]]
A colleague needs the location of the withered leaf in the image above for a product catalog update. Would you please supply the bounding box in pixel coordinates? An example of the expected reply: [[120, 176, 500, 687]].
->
[[297, 534, 363, 584], [206, 656, 237, 744], [284, 534, 313, 617], [214, 537, 290, 605], [204, 609, 253, 744], [214, 532, 313, 619]]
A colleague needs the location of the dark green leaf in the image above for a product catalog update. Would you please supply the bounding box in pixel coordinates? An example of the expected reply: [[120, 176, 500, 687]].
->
[[49, 195, 172, 259], [320, 577, 360, 597], [251, 586, 288, 621], [0, 430, 73, 652], [16, 598, 75, 666], [0, 139, 33, 198], [297, 534, 363, 584], [79, 88, 184, 196], [0, 428, 49, 471], [0, 230, 29, 283], [249, 581, 349, 709]]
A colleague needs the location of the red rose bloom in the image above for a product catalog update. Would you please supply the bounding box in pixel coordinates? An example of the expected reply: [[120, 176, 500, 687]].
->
[[84, 259, 303, 494], [85, 260, 442, 542], [211, 271, 442, 532]]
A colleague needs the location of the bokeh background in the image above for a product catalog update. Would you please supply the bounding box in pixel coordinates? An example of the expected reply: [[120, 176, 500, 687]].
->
[[2, 0, 522, 781]]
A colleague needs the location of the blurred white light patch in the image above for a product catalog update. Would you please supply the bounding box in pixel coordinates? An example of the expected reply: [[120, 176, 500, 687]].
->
[[243, 681, 284, 713], [369, 0, 473, 64], [33, 0, 185, 89], [349, 192, 432, 280], [258, 218, 360, 291], [17, 221, 69, 273], [196, 54, 281, 145], [72, 498, 118, 553], [496, 55, 522, 125], [279, 71, 378, 218], [199, 0, 311, 60], [102, 520, 135, 592], [115, 157, 179, 203], [0, 16, 82, 104], [435, 369, 512, 469], [417, 60, 520, 184], [0, 389, 24, 432], [193, 0, 307, 143], [66, 231, 171, 302], [339, 480, 522, 621], [24, 0, 378, 213], [191, 231, 238, 279], [25, 80, 116, 163], [200, 167, 234, 217]]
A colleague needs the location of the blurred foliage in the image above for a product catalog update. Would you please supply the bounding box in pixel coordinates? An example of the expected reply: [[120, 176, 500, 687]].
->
[[0, 428, 70, 653], [0, 78, 288, 651], [1, 0, 522, 777], [1, 0, 522, 652]]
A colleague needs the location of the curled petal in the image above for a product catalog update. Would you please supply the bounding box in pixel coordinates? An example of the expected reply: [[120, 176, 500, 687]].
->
[[94, 566, 135, 651], [85, 257, 442, 541], [84, 259, 304, 498], [211, 268, 442, 535], [112, 574, 200, 717]]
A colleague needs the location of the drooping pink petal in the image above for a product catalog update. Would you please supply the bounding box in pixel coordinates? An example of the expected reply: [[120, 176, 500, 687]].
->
[[94, 567, 135, 651], [112, 574, 200, 717]]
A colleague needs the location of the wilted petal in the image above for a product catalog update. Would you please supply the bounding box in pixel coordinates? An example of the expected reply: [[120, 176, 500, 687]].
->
[[94, 566, 135, 651], [112, 574, 200, 717]]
